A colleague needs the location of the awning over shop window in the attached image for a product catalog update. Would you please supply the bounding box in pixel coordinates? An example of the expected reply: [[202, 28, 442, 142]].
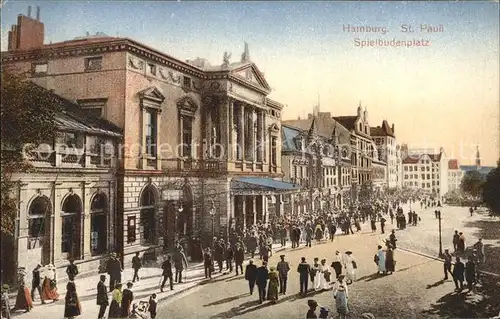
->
[[230, 177, 302, 195]]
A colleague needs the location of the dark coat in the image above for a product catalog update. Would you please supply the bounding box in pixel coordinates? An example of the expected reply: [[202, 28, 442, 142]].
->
[[161, 260, 173, 276], [132, 256, 142, 270], [297, 262, 311, 279], [96, 281, 109, 306], [106, 258, 122, 277], [203, 252, 213, 267], [120, 289, 133, 317], [245, 264, 258, 282], [64, 290, 81, 317], [235, 248, 245, 264], [453, 261, 465, 280], [256, 266, 269, 286]]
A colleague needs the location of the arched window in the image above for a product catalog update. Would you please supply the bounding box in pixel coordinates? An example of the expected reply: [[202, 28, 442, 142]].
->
[[61, 194, 82, 258], [140, 185, 157, 244], [28, 196, 51, 250]]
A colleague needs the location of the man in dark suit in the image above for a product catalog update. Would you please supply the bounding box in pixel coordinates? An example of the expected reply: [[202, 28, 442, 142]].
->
[[31, 264, 44, 304], [106, 252, 122, 291], [160, 255, 174, 292], [244, 260, 258, 295], [96, 275, 109, 319], [234, 243, 245, 275], [277, 255, 290, 295], [297, 257, 311, 296], [131, 252, 142, 282], [256, 261, 269, 303], [453, 256, 465, 291]]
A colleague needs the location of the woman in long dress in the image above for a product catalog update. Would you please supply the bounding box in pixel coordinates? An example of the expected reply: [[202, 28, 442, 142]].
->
[[343, 252, 356, 284], [108, 283, 122, 318], [63, 281, 81, 319], [120, 282, 134, 317], [376, 245, 386, 274], [314, 225, 323, 243], [266, 267, 279, 304], [13, 268, 33, 313], [385, 247, 395, 274], [332, 275, 349, 319], [312, 259, 321, 291], [41, 264, 59, 303], [331, 251, 343, 280], [320, 259, 332, 290]]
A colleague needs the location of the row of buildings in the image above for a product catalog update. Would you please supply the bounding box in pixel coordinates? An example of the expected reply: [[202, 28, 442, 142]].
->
[[0, 9, 475, 282]]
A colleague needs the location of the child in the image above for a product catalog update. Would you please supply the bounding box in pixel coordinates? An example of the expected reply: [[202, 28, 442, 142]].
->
[[148, 294, 157, 319]]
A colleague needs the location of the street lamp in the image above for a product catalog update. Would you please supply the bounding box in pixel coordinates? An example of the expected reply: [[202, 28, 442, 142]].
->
[[437, 209, 443, 258], [209, 202, 216, 246], [175, 203, 183, 243]]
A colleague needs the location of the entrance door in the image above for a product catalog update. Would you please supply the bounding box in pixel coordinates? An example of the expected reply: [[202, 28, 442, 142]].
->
[[140, 186, 156, 245], [61, 194, 82, 260]]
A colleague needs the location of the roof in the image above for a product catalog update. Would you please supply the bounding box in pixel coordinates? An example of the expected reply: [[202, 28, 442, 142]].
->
[[402, 153, 442, 164], [448, 159, 459, 170], [231, 177, 301, 195], [42, 36, 121, 49], [460, 165, 495, 175], [282, 116, 350, 144], [33, 83, 122, 137], [370, 120, 395, 138], [281, 125, 302, 152], [333, 116, 358, 131]]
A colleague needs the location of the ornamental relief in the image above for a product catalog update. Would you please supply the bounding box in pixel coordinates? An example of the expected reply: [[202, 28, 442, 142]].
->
[[128, 57, 144, 70], [158, 68, 181, 84], [203, 81, 226, 93]]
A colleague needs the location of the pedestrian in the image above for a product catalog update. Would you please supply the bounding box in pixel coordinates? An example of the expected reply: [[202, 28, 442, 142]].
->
[[13, 268, 33, 313], [318, 306, 331, 319], [148, 294, 157, 319], [452, 230, 460, 253], [173, 246, 188, 283], [297, 257, 311, 296], [311, 258, 321, 290], [328, 222, 336, 242], [380, 217, 386, 234], [225, 242, 234, 273], [30, 264, 44, 304], [306, 299, 318, 319], [106, 253, 123, 291], [256, 261, 269, 304], [331, 251, 343, 280], [120, 282, 134, 317], [160, 255, 174, 292], [376, 245, 386, 275], [41, 264, 59, 303], [65, 259, 79, 282], [443, 249, 453, 280], [332, 275, 349, 319], [245, 260, 258, 295], [389, 230, 397, 249], [458, 232, 466, 254], [267, 267, 279, 304], [465, 257, 476, 292], [234, 243, 245, 275], [131, 252, 142, 283], [63, 281, 81, 319], [343, 251, 356, 284], [452, 257, 465, 292], [203, 248, 214, 279], [1, 284, 11, 319], [306, 225, 313, 247], [96, 275, 109, 319], [276, 255, 290, 295], [385, 246, 395, 274], [370, 219, 376, 232], [320, 259, 332, 290], [108, 283, 122, 318], [473, 238, 485, 264]]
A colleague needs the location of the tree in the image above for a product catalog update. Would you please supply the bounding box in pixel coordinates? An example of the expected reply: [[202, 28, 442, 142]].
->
[[460, 170, 485, 199], [482, 163, 500, 216], [1, 71, 60, 236]]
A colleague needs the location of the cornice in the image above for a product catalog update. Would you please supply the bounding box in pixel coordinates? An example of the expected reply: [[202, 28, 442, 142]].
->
[[228, 74, 270, 95]]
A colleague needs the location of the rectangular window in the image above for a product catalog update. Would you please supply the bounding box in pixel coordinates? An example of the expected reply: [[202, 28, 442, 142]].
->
[[77, 98, 107, 119], [427, 174, 430, 179], [145, 110, 157, 157], [183, 76, 191, 89], [182, 117, 193, 158], [127, 216, 136, 244], [85, 56, 103, 71], [271, 136, 277, 165], [148, 64, 157, 76]]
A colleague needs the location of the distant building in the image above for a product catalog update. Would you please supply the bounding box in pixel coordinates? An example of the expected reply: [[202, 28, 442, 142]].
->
[[402, 147, 448, 197], [448, 159, 464, 192], [459, 146, 496, 176], [370, 120, 398, 188]]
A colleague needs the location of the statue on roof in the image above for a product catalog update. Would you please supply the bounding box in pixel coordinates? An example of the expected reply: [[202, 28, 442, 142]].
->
[[222, 52, 231, 68], [241, 42, 250, 62]]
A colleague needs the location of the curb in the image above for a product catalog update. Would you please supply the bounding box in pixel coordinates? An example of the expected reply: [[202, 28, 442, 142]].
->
[[397, 246, 500, 278]]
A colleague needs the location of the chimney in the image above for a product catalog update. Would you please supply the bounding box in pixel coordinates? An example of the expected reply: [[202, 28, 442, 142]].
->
[[392, 123, 395, 133], [7, 10, 44, 51], [28, 6, 32, 17], [36, 6, 40, 21]]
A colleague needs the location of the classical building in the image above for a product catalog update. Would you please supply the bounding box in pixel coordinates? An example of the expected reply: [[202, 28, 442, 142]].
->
[[2, 12, 300, 266], [6, 85, 122, 281], [282, 111, 352, 210], [401, 147, 449, 197], [333, 103, 373, 199], [371, 120, 398, 188], [447, 159, 463, 192]]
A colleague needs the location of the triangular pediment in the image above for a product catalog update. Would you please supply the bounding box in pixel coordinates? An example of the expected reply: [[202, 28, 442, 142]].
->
[[269, 123, 280, 133], [231, 63, 271, 92], [138, 87, 165, 103]]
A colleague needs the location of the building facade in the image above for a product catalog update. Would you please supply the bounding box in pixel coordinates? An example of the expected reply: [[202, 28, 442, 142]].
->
[[370, 140, 388, 190], [7, 86, 122, 280], [402, 148, 448, 197], [447, 159, 463, 192], [2, 13, 299, 266], [371, 120, 398, 188]]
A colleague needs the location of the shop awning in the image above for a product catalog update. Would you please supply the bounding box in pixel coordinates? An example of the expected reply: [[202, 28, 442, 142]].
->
[[230, 177, 302, 195]]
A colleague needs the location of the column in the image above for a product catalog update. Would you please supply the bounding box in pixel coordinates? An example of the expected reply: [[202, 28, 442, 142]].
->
[[264, 196, 269, 225], [178, 114, 184, 169], [156, 111, 161, 170], [258, 110, 264, 162], [262, 110, 266, 163], [249, 108, 255, 161], [205, 108, 213, 158], [220, 98, 229, 160], [82, 183, 91, 259], [239, 104, 245, 163], [252, 196, 257, 225], [242, 196, 246, 229], [229, 99, 234, 160]]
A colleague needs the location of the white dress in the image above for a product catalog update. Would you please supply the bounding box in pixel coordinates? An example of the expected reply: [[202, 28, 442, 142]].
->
[[312, 264, 321, 290], [377, 249, 386, 273], [344, 254, 356, 282], [320, 264, 332, 289]]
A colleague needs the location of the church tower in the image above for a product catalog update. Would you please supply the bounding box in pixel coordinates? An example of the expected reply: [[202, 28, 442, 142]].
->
[[475, 145, 481, 168]]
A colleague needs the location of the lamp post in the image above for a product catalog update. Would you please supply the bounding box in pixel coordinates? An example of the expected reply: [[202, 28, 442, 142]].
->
[[209, 203, 216, 246], [175, 203, 183, 244], [438, 210, 443, 258]]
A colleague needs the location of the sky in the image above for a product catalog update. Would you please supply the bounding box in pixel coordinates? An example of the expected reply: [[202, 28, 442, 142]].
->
[[1, 1, 499, 166]]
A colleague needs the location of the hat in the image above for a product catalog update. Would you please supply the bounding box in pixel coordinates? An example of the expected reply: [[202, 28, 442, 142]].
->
[[307, 299, 318, 308], [314, 257, 319, 260], [444, 248, 449, 251], [280, 254, 285, 258], [345, 251, 353, 255]]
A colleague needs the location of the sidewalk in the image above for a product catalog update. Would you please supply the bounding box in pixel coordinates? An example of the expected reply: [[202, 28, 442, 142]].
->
[[10, 244, 292, 318]]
